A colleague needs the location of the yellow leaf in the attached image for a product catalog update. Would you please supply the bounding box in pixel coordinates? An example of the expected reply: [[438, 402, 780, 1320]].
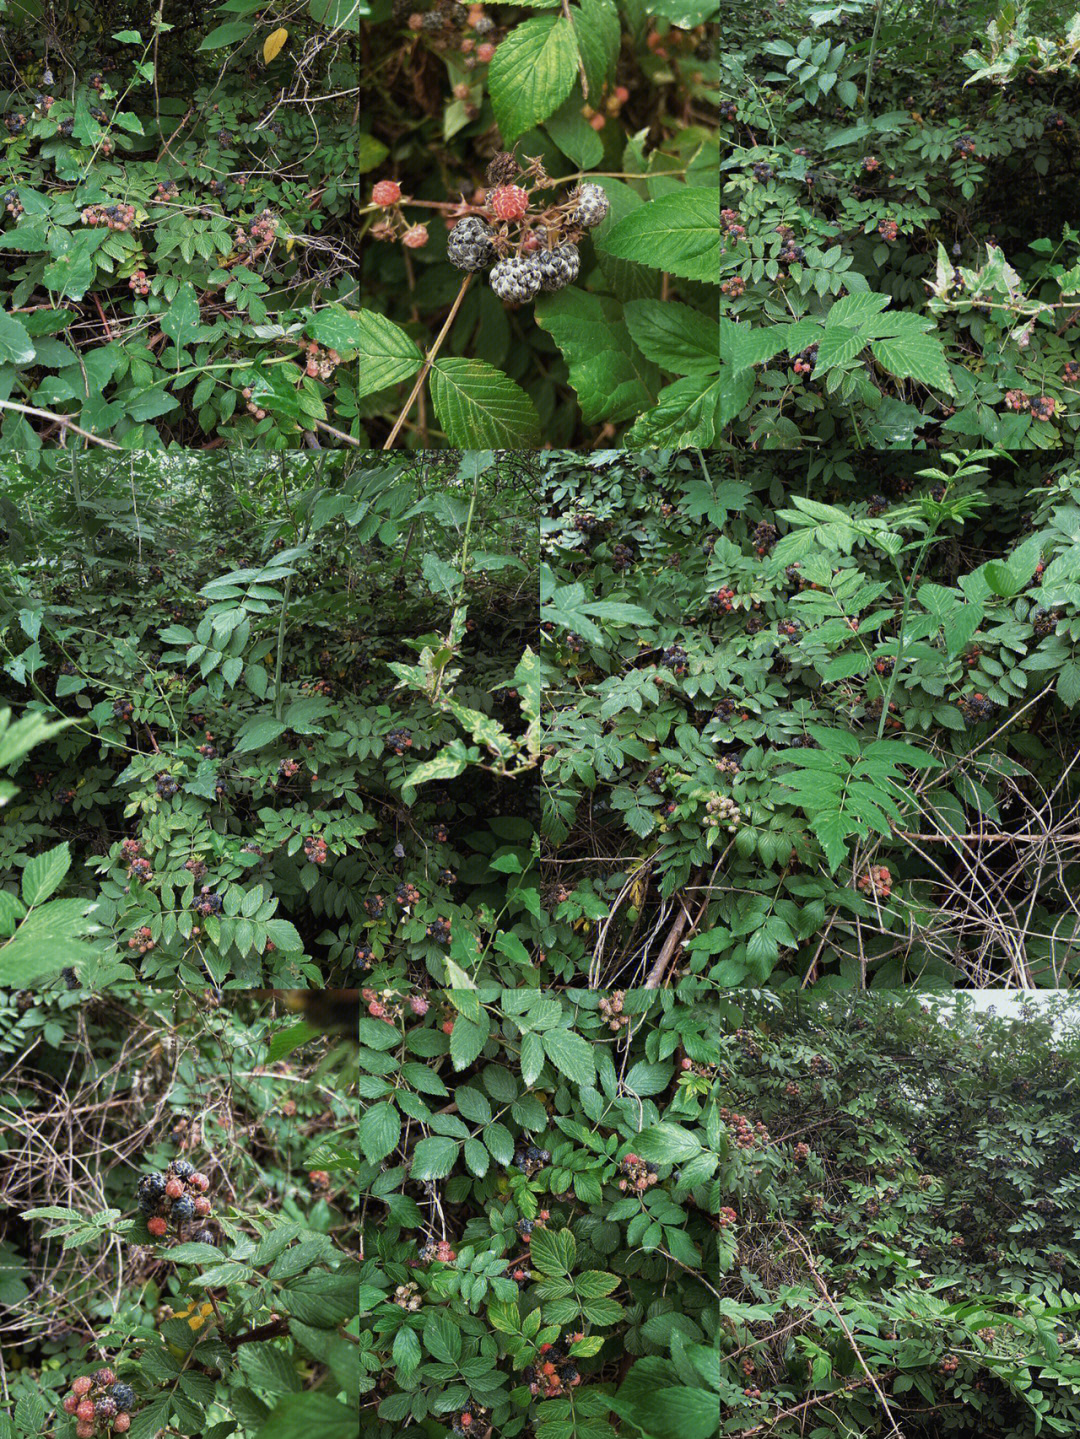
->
[[264, 27, 288, 63]]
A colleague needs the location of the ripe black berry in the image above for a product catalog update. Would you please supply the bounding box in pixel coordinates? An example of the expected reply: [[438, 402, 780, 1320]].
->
[[155, 772, 179, 798], [171, 1195, 196, 1223], [109, 1385, 135, 1412], [384, 728, 413, 756], [190, 1228, 217, 1246], [170, 1159, 195, 1181]]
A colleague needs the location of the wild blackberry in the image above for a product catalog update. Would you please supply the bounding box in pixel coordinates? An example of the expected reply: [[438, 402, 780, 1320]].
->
[[155, 772, 179, 798], [569, 182, 609, 227], [171, 1195, 196, 1224], [364, 893, 386, 919], [534, 242, 579, 292], [170, 1158, 195, 1181], [95, 1398, 118, 1420], [662, 646, 688, 675], [109, 1385, 135, 1412], [384, 728, 413, 756], [751, 521, 778, 554], [190, 1228, 217, 1246], [426, 917, 452, 945], [490, 256, 542, 303], [355, 943, 374, 969], [447, 216, 496, 272], [867, 494, 889, 517]]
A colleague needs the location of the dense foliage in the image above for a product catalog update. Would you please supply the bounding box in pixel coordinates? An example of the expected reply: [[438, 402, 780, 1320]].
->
[[0, 0, 360, 449], [715, 991, 1080, 1438], [0, 987, 358, 1439], [358, 985, 721, 1439], [540, 449, 1080, 988], [0, 455, 539, 990]]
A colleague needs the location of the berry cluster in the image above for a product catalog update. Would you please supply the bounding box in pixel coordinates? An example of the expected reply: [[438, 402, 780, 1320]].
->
[[354, 943, 374, 970], [857, 865, 893, 899], [301, 340, 341, 382], [715, 755, 741, 776], [234, 208, 277, 259], [126, 925, 156, 955], [598, 990, 629, 1032], [441, 168, 608, 304], [137, 1158, 213, 1242], [721, 207, 746, 240], [809, 1054, 831, 1076], [396, 881, 421, 907], [959, 691, 996, 725], [618, 1153, 659, 1192], [127, 856, 153, 881], [303, 834, 328, 864], [751, 521, 778, 555], [721, 274, 745, 298], [418, 1237, 457, 1263], [522, 1337, 583, 1398], [5, 112, 26, 134], [512, 1144, 551, 1177], [81, 203, 137, 231], [661, 645, 688, 675], [720, 1107, 770, 1149], [155, 772, 179, 798], [127, 269, 150, 297], [193, 886, 223, 916], [611, 542, 634, 570], [705, 793, 742, 834], [718, 1206, 738, 1227], [863, 154, 880, 173], [426, 916, 451, 944], [184, 856, 207, 880], [940, 1354, 959, 1375], [451, 1407, 489, 1437], [793, 1141, 811, 1164], [877, 218, 899, 241], [364, 893, 386, 919], [1063, 360, 1080, 385], [793, 343, 818, 377], [393, 1281, 422, 1311], [61, 1372, 135, 1438], [777, 618, 801, 638], [238, 386, 268, 421], [384, 728, 413, 756], [3, 187, 23, 217]]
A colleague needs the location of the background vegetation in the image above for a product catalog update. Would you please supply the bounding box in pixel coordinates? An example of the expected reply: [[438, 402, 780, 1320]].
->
[[0, 0, 361, 449], [714, 990, 1080, 1438], [0, 986, 358, 1439], [0, 454, 539, 991], [540, 448, 1080, 988]]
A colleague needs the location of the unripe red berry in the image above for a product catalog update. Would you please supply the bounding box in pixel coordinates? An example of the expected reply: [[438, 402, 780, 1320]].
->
[[93, 1371, 116, 1387], [147, 1216, 168, 1237], [64, 1396, 80, 1414], [477, 42, 495, 62], [72, 1378, 94, 1398], [402, 224, 428, 249], [114, 1417, 131, 1434], [76, 1423, 96, 1438], [441, 1018, 454, 1034], [490, 185, 529, 221], [194, 1195, 211, 1215], [371, 179, 401, 207], [681, 1056, 693, 1070], [190, 1172, 209, 1191], [165, 1178, 184, 1199], [77, 1402, 96, 1422]]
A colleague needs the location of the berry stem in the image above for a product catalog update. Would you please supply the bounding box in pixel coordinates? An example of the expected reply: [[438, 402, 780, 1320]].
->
[[382, 274, 473, 450], [0, 399, 123, 450]]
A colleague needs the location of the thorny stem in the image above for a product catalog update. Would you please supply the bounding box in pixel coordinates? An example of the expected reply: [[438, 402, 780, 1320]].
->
[[383, 273, 473, 450]]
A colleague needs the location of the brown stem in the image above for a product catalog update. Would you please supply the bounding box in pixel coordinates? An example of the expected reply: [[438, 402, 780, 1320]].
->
[[382, 274, 473, 450]]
